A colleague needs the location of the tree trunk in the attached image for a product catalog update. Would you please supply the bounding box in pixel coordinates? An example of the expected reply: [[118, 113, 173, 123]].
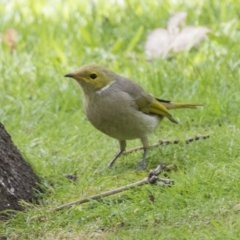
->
[[0, 123, 40, 218]]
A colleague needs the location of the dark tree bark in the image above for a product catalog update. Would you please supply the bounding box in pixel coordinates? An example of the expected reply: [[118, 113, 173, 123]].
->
[[0, 123, 40, 218]]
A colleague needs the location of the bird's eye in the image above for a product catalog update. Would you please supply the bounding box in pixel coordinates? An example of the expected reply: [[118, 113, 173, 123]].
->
[[90, 73, 97, 79]]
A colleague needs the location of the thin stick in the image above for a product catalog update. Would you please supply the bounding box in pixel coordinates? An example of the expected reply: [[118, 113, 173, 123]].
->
[[51, 135, 209, 212], [123, 134, 210, 155], [51, 178, 149, 211], [50, 164, 173, 212]]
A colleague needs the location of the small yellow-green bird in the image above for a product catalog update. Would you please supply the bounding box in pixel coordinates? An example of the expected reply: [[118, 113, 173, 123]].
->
[[65, 64, 201, 169]]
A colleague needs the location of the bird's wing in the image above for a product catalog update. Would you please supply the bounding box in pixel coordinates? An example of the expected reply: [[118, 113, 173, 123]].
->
[[116, 76, 178, 123]]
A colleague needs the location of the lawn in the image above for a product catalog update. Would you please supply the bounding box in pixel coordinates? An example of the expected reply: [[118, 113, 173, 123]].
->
[[1, 0, 240, 239]]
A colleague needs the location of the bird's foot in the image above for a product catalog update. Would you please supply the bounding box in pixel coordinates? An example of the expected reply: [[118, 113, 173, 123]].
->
[[136, 159, 147, 170], [108, 149, 125, 168]]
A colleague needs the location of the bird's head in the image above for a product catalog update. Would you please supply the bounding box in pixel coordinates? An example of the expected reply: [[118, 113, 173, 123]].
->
[[64, 64, 115, 91]]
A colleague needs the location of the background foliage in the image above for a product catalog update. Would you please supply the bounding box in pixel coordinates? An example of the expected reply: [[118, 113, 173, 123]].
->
[[1, 0, 240, 239]]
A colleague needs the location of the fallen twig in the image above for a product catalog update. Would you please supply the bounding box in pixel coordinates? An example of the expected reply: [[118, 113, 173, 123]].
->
[[50, 135, 209, 212], [50, 164, 173, 212], [123, 134, 210, 155]]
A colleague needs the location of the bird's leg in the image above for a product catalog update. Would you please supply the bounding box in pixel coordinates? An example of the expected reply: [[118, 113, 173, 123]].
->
[[137, 148, 148, 170], [108, 140, 126, 167], [137, 137, 149, 170]]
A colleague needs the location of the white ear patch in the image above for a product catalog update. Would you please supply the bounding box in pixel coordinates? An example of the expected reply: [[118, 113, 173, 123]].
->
[[96, 81, 115, 94]]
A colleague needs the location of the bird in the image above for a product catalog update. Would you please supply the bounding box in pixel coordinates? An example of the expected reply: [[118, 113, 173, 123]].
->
[[64, 64, 202, 169]]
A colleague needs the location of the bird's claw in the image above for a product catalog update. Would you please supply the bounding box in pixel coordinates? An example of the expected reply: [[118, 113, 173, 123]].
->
[[136, 159, 147, 170]]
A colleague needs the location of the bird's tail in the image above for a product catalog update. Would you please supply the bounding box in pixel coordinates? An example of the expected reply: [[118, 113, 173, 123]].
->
[[156, 98, 203, 110]]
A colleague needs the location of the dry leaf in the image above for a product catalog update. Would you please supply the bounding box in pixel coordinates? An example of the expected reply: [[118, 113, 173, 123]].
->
[[145, 29, 170, 59], [145, 12, 210, 59], [170, 26, 211, 52], [167, 11, 187, 34], [1, 28, 18, 53]]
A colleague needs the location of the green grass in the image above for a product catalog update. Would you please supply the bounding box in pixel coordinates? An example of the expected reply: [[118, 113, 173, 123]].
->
[[1, 0, 240, 239]]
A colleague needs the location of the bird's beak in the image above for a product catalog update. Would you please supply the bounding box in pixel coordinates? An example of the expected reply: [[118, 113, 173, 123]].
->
[[64, 73, 75, 78]]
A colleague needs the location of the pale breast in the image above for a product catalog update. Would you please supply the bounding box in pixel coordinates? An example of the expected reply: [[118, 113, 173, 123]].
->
[[83, 87, 162, 140]]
